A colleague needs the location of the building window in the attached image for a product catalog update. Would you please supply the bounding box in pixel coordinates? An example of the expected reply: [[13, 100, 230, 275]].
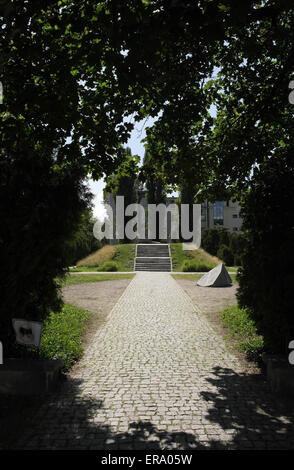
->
[[214, 201, 224, 226], [233, 227, 238, 231], [232, 214, 238, 219]]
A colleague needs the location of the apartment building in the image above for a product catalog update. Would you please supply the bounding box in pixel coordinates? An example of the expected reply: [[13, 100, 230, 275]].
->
[[201, 200, 243, 232]]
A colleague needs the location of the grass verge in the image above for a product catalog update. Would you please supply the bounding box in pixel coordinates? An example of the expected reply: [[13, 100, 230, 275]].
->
[[40, 304, 92, 370], [218, 304, 264, 362], [64, 273, 135, 286]]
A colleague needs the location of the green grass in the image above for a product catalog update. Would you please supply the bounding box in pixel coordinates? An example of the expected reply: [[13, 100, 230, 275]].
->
[[172, 273, 203, 281], [40, 304, 92, 370], [63, 273, 135, 286], [226, 266, 240, 273], [112, 244, 136, 271], [182, 260, 214, 272], [170, 243, 221, 271], [70, 266, 104, 272], [218, 304, 264, 362], [172, 273, 238, 284]]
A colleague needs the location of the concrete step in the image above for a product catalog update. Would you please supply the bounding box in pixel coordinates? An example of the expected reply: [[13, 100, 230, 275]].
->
[[135, 243, 171, 272], [135, 267, 171, 272], [137, 245, 169, 257]]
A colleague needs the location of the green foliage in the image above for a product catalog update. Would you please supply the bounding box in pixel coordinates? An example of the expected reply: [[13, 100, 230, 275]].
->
[[98, 261, 118, 272], [113, 244, 136, 271], [201, 229, 220, 256], [105, 149, 140, 206], [234, 255, 243, 267], [0, 150, 91, 356], [217, 244, 234, 266], [229, 232, 246, 259], [67, 210, 102, 266], [40, 304, 92, 370], [142, 147, 166, 205], [182, 260, 213, 272], [237, 154, 294, 354], [1, 1, 293, 357], [201, 228, 245, 263], [220, 305, 264, 363]]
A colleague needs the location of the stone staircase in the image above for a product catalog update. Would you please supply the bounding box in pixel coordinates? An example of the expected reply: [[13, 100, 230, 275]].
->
[[135, 244, 172, 272]]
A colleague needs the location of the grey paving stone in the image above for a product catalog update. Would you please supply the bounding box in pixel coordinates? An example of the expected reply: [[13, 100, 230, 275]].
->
[[13, 273, 294, 450]]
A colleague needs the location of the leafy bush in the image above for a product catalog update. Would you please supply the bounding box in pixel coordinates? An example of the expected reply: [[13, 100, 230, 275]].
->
[[234, 254, 243, 267], [201, 228, 245, 263], [182, 260, 214, 272], [98, 261, 118, 272], [40, 304, 91, 370], [201, 228, 220, 256], [239, 337, 264, 363], [229, 232, 246, 258], [0, 150, 91, 357], [217, 244, 234, 266], [237, 154, 294, 354], [67, 210, 103, 266]]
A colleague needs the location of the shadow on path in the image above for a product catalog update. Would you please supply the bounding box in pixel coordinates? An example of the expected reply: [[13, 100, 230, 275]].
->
[[5, 367, 294, 450]]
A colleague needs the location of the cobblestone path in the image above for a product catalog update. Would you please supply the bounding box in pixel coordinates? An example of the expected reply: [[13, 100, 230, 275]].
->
[[15, 273, 294, 450]]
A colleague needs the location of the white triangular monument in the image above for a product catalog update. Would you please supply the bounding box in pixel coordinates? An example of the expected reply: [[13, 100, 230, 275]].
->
[[197, 263, 232, 287]]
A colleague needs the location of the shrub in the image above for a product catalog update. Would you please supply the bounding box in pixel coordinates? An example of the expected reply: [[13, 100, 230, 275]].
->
[[182, 260, 214, 272], [237, 154, 294, 354], [67, 210, 103, 266], [217, 227, 230, 247], [201, 228, 245, 264], [234, 254, 243, 267], [201, 228, 220, 256], [239, 337, 264, 363], [98, 261, 118, 272], [0, 149, 91, 357], [229, 232, 246, 259], [217, 244, 234, 266]]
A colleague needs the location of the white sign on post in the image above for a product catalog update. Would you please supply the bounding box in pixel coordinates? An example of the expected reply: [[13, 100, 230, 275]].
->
[[12, 319, 43, 348]]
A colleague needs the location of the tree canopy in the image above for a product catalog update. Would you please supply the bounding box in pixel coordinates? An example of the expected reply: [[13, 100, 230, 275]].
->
[[1, 0, 294, 354]]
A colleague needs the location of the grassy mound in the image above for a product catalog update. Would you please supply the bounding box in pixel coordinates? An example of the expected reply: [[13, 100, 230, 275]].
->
[[170, 243, 221, 271], [74, 244, 135, 272], [76, 245, 117, 267]]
